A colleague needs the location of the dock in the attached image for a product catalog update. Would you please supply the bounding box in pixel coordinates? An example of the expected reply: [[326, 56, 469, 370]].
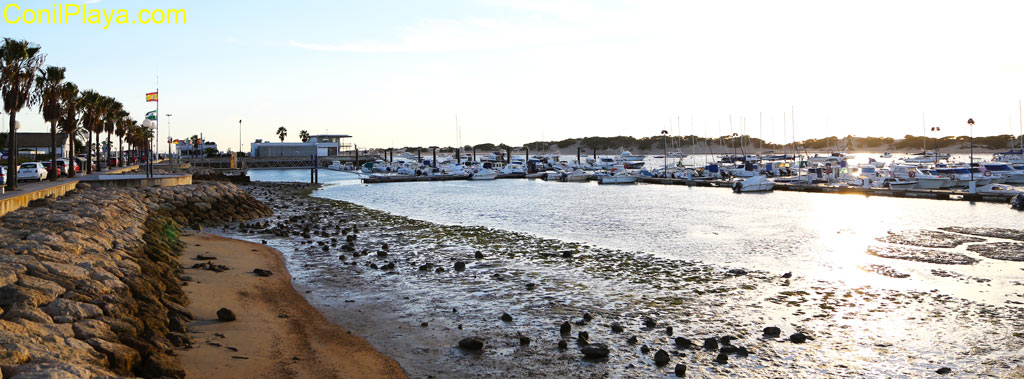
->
[[357, 174, 1017, 204]]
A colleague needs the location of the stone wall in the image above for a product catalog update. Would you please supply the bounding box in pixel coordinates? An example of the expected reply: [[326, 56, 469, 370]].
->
[[0, 181, 271, 378]]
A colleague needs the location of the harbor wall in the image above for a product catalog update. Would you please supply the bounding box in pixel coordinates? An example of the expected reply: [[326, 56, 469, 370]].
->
[[0, 182, 271, 378]]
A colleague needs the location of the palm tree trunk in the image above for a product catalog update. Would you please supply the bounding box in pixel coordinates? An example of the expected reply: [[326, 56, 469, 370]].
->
[[50, 120, 58, 181], [86, 130, 92, 174], [7, 113, 18, 191], [95, 132, 101, 171], [106, 133, 111, 168], [67, 133, 76, 178], [118, 137, 123, 167]]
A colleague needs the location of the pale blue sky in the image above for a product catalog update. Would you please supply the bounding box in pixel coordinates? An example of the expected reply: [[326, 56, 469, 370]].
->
[[6, 0, 1024, 153]]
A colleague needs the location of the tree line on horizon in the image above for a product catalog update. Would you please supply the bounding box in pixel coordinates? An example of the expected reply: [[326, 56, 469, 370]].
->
[[393, 133, 1024, 153]]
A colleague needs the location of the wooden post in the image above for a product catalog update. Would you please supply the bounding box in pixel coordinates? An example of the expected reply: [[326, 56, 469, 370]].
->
[[577, 147, 581, 165], [432, 148, 437, 168], [472, 146, 476, 162], [354, 145, 359, 167], [455, 148, 460, 165]]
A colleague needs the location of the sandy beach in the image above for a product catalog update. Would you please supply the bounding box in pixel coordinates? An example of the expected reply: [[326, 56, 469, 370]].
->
[[175, 232, 406, 379]]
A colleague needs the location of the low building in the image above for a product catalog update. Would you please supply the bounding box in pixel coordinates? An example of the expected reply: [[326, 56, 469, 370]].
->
[[12, 132, 70, 159], [249, 134, 351, 157], [176, 141, 219, 157]]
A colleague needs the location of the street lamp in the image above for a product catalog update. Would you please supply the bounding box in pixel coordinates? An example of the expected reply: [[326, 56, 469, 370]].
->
[[165, 114, 172, 163], [967, 118, 974, 182], [661, 129, 669, 171]]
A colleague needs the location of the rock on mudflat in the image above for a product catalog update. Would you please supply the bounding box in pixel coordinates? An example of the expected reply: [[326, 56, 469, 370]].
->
[[674, 337, 692, 348], [703, 337, 718, 350], [790, 332, 808, 343], [459, 337, 484, 351], [610, 322, 624, 333], [627, 336, 638, 345], [560, 321, 572, 335], [217, 308, 237, 322], [654, 349, 670, 366], [715, 352, 729, 364], [252, 268, 272, 277], [519, 335, 531, 346], [674, 363, 687, 377], [581, 343, 610, 359], [500, 312, 513, 322], [936, 367, 952, 375], [763, 326, 781, 337]]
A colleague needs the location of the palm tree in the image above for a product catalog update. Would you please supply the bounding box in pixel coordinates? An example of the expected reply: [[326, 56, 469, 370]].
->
[[299, 130, 309, 142], [78, 90, 103, 174], [115, 111, 128, 166], [103, 99, 121, 167], [33, 66, 65, 181], [276, 126, 287, 142], [57, 82, 80, 177], [1, 38, 45, 190]]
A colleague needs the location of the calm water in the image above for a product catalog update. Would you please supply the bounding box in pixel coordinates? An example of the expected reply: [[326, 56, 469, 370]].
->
[[249, 168, 1024, 305]]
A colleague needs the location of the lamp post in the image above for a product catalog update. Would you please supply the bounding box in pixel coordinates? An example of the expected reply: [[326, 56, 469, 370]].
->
[[165, 114, 172, 163], [967, 118, 975, 182], [238, 119, 242, 157], [661, 129, 669, 172]]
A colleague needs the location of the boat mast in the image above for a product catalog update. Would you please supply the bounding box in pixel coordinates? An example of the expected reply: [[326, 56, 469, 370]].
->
[[690, 115, 696, 162], [1019, 99, 1023, 152]]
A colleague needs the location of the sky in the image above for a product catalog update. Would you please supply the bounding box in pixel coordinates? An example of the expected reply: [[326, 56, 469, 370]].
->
[[5, 0, 1024, 154]]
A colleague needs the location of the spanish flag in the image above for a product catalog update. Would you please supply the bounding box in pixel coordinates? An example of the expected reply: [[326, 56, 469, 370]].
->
[[146, 92, 159, 102]]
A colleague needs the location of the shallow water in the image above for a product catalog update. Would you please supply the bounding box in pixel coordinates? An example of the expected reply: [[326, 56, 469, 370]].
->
[[236, 171, 1024, 377], [251, 169, 1024, 306]]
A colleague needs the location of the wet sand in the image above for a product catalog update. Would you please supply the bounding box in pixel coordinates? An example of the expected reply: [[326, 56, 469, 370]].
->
[[176, 233, 406, 379]]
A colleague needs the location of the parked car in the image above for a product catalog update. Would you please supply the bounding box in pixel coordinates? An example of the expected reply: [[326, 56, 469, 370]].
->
[[58, 158, 77, 175], [18, 162, 48, 182], [108, 157, 121, 166], [41, 161, 64, 177]]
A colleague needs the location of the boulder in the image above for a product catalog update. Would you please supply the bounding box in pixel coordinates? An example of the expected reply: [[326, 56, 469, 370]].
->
[[216, 308, 237, 322], [86, 338, 141, 375], [581, 343, 610, 359], [763, 326, 781, 337], [42, 299, 103, 323], [674, 363, 687, 377], [2, 305, 54, 324], [458, 337, 484, 351], [72, 319, 116, 341], [138, 352, 186, 378], [654, 349, 670, 366]]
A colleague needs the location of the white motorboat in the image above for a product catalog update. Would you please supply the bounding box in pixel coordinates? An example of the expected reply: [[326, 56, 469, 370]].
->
[[470, 168, 498, 180], [880, 152, 893, 158], [911, 169, 954, 189], [543, 171, 564, 181], [976, 183, 1023, 196], [565, 169, 590, 182], [980, 163, 1024, 184], [731, 175, 774, 192], [598, 172, 638, 184], [887, 179, 919, 189]]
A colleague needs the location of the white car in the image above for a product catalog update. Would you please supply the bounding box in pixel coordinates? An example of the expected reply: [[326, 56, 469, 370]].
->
[[18, 162, 48, 182]]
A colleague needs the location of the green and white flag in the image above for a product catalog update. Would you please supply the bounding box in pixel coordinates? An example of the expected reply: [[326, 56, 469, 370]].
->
[[146, 110, 158, 120]]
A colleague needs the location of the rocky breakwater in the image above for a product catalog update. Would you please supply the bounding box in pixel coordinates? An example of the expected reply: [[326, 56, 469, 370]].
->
[[0, 181, 271, 378]]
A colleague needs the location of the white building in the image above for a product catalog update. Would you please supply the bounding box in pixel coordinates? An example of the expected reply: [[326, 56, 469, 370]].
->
[[249, 134, 350, 157]]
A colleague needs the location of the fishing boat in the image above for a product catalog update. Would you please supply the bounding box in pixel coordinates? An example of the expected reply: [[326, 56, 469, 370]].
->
[[731, 175, 774, 192]]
